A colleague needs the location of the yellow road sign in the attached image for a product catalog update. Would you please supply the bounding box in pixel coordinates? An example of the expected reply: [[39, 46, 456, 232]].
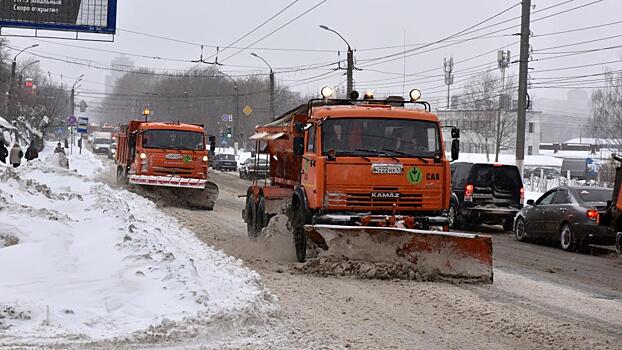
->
[[243, 105, 253, 116]]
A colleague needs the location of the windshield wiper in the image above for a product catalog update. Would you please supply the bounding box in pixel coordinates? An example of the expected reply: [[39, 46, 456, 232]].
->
[[336, 149, 371, 162], [381, 148, 429, 164], [355, 148, 399, 162]]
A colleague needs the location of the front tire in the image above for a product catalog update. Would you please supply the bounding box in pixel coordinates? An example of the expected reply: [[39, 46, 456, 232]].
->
[[291, 204, 307, 263], [245, 195, 257, 238], [514, 217, 527, 242], [448, 202, 461, 229], [560, 224, 576, 251], [256, 195, 268, 236]]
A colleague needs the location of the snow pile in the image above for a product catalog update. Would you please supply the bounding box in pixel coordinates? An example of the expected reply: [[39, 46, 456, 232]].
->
[[0, 145, 277, 345]]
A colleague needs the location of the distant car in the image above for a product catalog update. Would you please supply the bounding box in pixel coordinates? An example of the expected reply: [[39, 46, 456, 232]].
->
[[525, 167, 561, 179], [514, 186, 616, 251], [107, 143, 116, 159], [213, 153, 237, 171], [239, 157, 269, 180], [449, 162, 524, 231]]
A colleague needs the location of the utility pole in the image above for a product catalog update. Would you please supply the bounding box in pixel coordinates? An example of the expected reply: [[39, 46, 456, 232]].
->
[[495, 50, 511, 162], [515, 0, 532, 175], [443, 57, 454, 109]]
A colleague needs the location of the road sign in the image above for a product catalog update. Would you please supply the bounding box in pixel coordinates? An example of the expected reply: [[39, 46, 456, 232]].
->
[[55, 127, 64, 135], [243, 105, 253, 116], [67, 115, 77, 126], [77, 117, 89, 133], [586, 158, 601, 178], [221, 114, 233, 122]]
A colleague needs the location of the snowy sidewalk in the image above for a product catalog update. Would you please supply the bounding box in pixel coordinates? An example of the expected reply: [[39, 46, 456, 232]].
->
[[0, 144, 277, 346]]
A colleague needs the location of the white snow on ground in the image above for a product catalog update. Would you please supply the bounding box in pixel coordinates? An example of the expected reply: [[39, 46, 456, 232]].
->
[[0, 144, 277, 345]]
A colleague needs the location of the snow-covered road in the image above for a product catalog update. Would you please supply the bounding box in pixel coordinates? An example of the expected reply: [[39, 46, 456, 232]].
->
[[0, 145, 277, 347]]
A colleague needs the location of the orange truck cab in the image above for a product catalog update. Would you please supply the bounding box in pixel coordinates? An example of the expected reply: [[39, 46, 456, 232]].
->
[[115, 120, 215, 189]]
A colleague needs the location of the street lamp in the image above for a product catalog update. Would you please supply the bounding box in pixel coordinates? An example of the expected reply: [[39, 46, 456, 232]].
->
[[142, 107, 151, 121], [6, 44, 39, 121], [250, 52, 275, 118], [319, 25, 354, 95]]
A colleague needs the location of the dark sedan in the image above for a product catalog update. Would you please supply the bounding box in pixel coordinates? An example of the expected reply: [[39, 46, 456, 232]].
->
[[514, 186, 616, 251], [213, 153, 237, 171]]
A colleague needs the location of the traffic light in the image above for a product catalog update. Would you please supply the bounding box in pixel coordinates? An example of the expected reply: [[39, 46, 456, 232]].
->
[[226, 126, 232, 138]]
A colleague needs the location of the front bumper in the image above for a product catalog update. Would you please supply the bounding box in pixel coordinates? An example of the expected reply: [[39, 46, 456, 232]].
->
[[464, 205, 519, 221], [312, 213, 448, 229], [129, 175, 207, 189]]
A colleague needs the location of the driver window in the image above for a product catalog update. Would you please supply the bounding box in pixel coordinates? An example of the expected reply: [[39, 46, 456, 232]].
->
[[552, 190, 571, 204], [536, 190, 556, 205], [306, 125, 316, 153]]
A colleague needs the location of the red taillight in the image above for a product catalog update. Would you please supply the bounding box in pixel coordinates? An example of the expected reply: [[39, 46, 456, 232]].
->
[[520, 187, 525, 204], [587, 209, 599, 221], [465, 184, 474, 201]]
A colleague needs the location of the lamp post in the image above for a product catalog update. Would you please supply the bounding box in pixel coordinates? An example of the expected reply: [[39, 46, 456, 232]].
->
[[6, 44, 39, 121], [319, 25, 354, 95], [250, 52, 275, 118]]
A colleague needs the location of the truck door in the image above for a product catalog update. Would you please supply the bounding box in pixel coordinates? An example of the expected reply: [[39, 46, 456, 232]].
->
[[301, 125, 322, 207]]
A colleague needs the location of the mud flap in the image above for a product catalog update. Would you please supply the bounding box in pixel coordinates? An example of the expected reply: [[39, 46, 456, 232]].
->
[[305, 225, 493, 283]]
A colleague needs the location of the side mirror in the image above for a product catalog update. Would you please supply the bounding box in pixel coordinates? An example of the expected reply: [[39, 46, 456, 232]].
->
[[451, 139, 460, 161], [251, 150, 256, 158], [293, 136, 304, 156], [527, 199, 535, 206], [451, 127, 460, 139], [295, 122, 304, 133]]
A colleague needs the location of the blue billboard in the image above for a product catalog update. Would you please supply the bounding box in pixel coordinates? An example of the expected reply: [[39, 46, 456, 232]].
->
[[0, 0, 117, 34]]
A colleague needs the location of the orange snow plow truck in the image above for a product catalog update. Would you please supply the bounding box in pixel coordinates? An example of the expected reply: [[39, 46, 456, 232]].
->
[[115, 120, 218, 210], [242, 88, 493, 282]]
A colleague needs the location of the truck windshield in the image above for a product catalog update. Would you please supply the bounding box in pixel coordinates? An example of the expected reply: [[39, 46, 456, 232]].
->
[[321, 118, 441, 157], [142, 130, 205, 151]]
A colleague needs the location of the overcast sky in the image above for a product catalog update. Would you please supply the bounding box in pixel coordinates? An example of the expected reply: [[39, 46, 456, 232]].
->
[[4, 0, 622, 113]]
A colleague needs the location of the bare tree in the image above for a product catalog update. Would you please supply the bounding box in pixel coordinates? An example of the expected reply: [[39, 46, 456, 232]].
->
[[590, 70, 622, 149], [461, 71, 516, 161]]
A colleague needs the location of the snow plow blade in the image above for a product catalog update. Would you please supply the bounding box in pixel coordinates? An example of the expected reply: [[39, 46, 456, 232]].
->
[[305, 225, 493, 283]]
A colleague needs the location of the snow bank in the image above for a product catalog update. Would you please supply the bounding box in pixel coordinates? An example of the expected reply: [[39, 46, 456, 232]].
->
[[0, 144, 277, 345], [454, 152, 564, 168]]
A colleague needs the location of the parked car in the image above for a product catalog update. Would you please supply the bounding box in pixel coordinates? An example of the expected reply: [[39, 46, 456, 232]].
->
[[239, 157, 269, 179], [449, 162, 524, 230], [525, 167, 561, 179], [107, 143, 117, 159], [213, 153, 237, 171], [514, 186, 616, 251]]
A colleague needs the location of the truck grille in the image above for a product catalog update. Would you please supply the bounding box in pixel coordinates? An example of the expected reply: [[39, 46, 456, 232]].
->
[[325, 188, 440, 210], [153, 166, 194, 175]]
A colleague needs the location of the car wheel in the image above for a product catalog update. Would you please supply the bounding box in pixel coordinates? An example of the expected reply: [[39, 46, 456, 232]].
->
[[448, 202, 461, 229], [560, 224, 576, 252], [514, 217, 527, 242], [615, 232, 621, 255]]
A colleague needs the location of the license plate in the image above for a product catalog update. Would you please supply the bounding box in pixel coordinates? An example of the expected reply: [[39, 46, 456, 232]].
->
[[165, 154, 183, 160], [372, 164, 403, 174]]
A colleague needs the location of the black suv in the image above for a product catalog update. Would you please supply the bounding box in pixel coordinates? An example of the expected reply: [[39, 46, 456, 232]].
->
[[449, 162, 524, 230]]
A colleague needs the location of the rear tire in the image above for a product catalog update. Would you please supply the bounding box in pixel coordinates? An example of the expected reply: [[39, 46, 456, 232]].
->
[[291, 205, 307, 263], [514, 217, 527, 242], [560, 224, 576, 252], [245, 195, 257, 238], [116, 166, 128, 186], [256, 195, 268, 236], [448, 202, 461, 229]]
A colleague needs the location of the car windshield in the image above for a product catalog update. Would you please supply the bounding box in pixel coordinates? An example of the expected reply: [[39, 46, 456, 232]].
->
[[142, 130, 204, 151], [321, 117, 441, 157], [576, 188, 612, 203]]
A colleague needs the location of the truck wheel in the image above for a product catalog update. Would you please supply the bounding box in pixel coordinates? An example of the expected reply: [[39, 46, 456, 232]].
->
[[615, 232, 621, 255], [560, 224, 576, 252], [116, 167, 127, 185], [514, 217, 528, 242], [245, 195, 257, 238], [291, 205, 307, 263], [448, 202, 461, 229], [256, 195, 268, 236]]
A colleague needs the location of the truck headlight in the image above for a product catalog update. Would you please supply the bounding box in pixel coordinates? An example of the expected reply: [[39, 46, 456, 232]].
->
[[140, 153, 147, 159], [111, 149, 116, 154], [202, 155, 208, 161]]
